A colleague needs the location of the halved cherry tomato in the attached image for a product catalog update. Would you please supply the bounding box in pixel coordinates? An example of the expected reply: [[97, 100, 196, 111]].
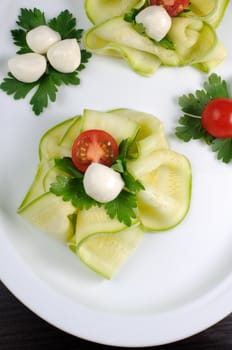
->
[[202, 98, 232, 138], [150, 0, 190, 17], [72, 129, 119, 172]]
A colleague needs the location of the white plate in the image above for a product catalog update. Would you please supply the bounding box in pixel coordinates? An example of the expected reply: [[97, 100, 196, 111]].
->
[[0, 0, 232, 347]]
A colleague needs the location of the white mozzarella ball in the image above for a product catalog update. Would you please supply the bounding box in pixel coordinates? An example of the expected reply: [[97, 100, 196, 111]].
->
[[8, 53, 47, 83], [26, 25, 61, 54], [135, 5, 172, 41], [47, 39, 81, 73], [83, 163, 125, 203]]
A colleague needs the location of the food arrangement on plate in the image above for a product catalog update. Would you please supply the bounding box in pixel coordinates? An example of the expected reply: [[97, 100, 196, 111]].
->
[[0, 0, 232, 344], [0, 0, 231, 279], [17, 108, 191, 278], [0, 8, 91, 115], [84, 0, 229, 75]]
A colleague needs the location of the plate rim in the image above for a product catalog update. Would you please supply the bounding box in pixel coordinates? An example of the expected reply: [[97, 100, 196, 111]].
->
[[1, 221, 232, 347], [0, 0, 232, 347]]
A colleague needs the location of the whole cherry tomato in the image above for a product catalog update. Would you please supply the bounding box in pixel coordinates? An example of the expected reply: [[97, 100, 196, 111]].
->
[[201, 98, 232, 138]]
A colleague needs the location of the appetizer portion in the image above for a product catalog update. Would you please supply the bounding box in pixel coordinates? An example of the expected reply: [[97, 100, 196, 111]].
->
[[18, 109, 192, 279], [84, 0, 228, 75], [176, 73, 232, 164], [0, 8, 91, 115]]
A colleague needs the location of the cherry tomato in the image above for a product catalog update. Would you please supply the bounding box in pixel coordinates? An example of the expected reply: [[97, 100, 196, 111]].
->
[[201, 98, 232, 138], [150, 0, 190, 17], [71, 129, 119, 172]]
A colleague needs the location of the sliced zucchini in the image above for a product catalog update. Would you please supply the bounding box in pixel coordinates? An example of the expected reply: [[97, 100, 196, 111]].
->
[[74, 206, 143, 279], [90, 42, 161, 76], [18, 161, 51, 210], [84, 16, 180, 68], [77, 225, 143, 279], [187, 0, 229, 28], [84, 15, 225, 74], [59, 116, 81, 149], [42, 165, 69, 192], [75, 206, 129, 244], [39, 117, 76, 161], [19, 118, 78, 210], [85, 0, 146, 24], [192, 39, 227, 72], [127, 149, 192, 230], [85, 0, 229, 29], [81, 109, 140, 144], [110, 109, 169, 156], [18, 192, 76, 241], [168, 18, 218, 66]]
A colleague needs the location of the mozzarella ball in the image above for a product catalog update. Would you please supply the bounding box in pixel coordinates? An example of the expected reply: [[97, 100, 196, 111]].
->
[[83, 163, 125, 203], [8, 53, 47, 83], [26, 25, 61, 54], [47, 39, 81, 73], [135, 5, 172, 41]]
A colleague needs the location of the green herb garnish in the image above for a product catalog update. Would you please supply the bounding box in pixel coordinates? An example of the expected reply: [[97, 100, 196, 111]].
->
[[104, 191, 137, 227], [151, 37, 175, 50], [123, 8, 140, 23], [50, 141, 144, 226], [175, 73, 232, 163], [111, 139, 144, 193], [50, 175, 98, 210], [0, 8, 91, 115]]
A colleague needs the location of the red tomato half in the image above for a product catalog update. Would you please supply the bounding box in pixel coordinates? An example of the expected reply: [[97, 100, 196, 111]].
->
[[72, 129, 119, 172], [150, 0, 190, 16], [202, 98, 232, 138]]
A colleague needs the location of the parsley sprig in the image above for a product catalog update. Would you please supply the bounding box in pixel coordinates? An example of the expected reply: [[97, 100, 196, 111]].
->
[[175, 73, 232, 163], [50, 158, 99, 210], [123, 7, 174, 50], [111, 139, 144, 194], [0, 8, 91, 115], [50, 140, 144, 226]]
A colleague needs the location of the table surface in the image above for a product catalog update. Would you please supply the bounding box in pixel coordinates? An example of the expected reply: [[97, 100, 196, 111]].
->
[[0, 281, 232, 350]]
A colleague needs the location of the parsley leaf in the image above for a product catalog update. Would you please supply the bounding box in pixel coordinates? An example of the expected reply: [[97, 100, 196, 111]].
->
[[175, 115, 213, 144], [0, 8, 92, 115], [16, 8, 46, 30], [49, 67, 80, 86], [0, 73, 37, 99], [11, 29, 31, 54], [77, 50, 92, 72], [175, 73, 232, 163], [54, 157, 83, 178], [178, 90, 209, 116], [112, 139, 144, 193], [212, 138, 232, 163], [133, 22, 146, 35], [50, 175, 97, 210], [48, 9, 83, 40], [29, 66, 82, 115], [203, 73, 230, 99], [29, 73, 58, 115], [105, 190, 137, 226], [111, 139, 130, 171], [151, 37, 175, 50], [110, 139, 144, 224], [123, 8, 140, 23], [123, 172, 144, 193]]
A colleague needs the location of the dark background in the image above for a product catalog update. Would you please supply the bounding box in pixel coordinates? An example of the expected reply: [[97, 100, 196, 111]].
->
[[0, 282, 231, 350]]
